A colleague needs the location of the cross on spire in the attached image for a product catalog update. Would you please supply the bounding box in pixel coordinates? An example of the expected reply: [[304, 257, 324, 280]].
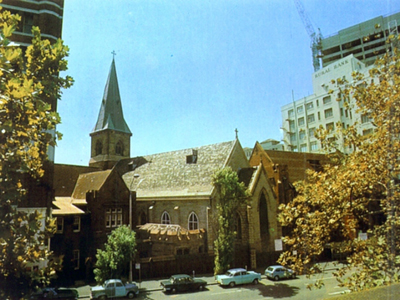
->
[[235, 128, 238, 140], [111, 50, 116, 58]]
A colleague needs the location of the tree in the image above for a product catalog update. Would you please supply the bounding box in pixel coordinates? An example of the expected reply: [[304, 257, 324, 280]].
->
[[94, 225, 137, 284], [278, 39, 400, 291], [212, 167, 249, 275], [0, 5, 73, 299]]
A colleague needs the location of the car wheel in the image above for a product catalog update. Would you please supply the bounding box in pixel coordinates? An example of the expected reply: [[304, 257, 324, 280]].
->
[[171, 288, 177, 293], [199, 285, 205, 291], [229, 282, 235, 288], [127, 291, 135, 298], [253, 279, 259, 285], [274, 275, 279, 281]]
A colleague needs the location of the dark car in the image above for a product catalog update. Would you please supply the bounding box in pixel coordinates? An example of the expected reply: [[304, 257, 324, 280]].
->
[[29, 287, 79, 300], [160, 274, 207, 293], [265, 265, 296, 281]]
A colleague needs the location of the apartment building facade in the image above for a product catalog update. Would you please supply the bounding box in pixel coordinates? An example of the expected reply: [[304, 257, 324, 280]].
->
[[281, 54, 374, 154]]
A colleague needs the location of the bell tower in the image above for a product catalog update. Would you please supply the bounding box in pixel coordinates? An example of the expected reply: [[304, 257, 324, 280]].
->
[[89, 56, 132, 169]]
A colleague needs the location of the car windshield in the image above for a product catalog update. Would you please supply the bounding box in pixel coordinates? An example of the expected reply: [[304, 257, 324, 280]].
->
[[267, 267, 274, 271], [225, 271, 234, 277]]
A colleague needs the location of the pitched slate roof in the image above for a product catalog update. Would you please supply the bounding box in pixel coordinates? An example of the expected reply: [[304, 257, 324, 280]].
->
[[92, 59, 131, 134], [122, 140, 237, 199], [71, 169, 113, 200]]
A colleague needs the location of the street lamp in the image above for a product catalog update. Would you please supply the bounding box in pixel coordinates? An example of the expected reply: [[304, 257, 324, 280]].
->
[[129, 175, 143, 283]]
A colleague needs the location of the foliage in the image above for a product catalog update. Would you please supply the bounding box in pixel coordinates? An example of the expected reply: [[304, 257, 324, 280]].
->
[[94, 225, 137, 284], [0, 4, 73, 299], [278, 40, 400, 291], [212, 167, 249, 275]]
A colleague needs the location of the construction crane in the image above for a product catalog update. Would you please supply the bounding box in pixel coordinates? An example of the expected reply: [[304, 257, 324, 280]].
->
[[293, 0, 323, 71]]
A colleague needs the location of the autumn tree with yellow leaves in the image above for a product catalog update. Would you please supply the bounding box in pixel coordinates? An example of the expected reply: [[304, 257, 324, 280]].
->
[[0, 5, 73, 299], [278, 38, 400, 292]]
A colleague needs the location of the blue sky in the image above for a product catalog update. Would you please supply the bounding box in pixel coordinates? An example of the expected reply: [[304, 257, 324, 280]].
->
[[55, 0, 398, 166]]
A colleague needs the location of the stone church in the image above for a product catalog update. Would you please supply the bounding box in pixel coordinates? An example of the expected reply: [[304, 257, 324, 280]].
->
[[52, 58, 281, 282]]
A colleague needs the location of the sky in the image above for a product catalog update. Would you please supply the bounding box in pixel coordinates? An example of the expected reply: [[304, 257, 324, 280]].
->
[[55, 0, 398, 166]]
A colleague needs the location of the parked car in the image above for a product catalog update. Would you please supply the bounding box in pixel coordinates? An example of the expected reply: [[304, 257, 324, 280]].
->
[[29, 287, 79, 300], [215, 268, 261, 287], [160, 274, 207, 293], [265, 265, 296, 281], [90, 279, 139, 299]]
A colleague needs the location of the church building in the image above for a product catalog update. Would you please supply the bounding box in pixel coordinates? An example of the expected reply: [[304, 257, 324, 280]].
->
[[52, 58, 281, 282]]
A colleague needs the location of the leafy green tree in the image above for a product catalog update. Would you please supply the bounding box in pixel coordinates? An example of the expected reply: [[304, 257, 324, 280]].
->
[[94, 225, 137, 283], [278, 40, 400, 291], [212, 167, 249, 275], [0, 5, 73, 299]]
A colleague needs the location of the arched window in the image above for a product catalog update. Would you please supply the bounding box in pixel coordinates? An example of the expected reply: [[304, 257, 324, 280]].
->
[[161, 211, 171, 224], [95, 140, 103, 155], [138, 211, 147, 225], [234, 212, 242, 239], [188, 212, 199, 230], [115, 140, 124, 156]]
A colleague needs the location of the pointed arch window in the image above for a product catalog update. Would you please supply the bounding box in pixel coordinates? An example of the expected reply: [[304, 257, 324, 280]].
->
[[161, 211, 171, 224], [188, 212, 199, 230], [115, 140, 124, 156], [95, 140, 103, 155]]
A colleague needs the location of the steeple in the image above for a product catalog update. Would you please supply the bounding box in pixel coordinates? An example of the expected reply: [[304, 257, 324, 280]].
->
[[92, 58, 131, 134], [89, 57, 132, 169]]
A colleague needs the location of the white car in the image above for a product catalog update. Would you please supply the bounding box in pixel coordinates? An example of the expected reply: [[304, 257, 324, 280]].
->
[[265, 265, 296, 281]]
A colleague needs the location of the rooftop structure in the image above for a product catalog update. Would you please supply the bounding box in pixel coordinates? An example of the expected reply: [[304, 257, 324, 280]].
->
[[321, 11, 400, 67]]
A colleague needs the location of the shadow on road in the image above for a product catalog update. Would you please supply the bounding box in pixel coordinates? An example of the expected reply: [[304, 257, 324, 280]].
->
[[260, 282, 300, 298]]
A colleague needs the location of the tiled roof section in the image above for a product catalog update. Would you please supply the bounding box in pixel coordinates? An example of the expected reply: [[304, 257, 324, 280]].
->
[[53, 197, 85, 215], [54, 164, 99, 197], [265, 150, 330, 183], [92, 59, 131, 134], [123, 141, 237, 198], [71, 169, 113, 199]]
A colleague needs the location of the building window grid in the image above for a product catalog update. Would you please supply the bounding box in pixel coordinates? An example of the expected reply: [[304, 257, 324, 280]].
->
[[188, 212, 199, 230], [307, 114, 315, 123], [106, 208, 123, 228], [298, 117, 305, 127], [73, 216, 80, 232], [323, 96, 332, 105], [300, 144, 307, 152], [161, 211, 171, 225], [324, 108, 333, 119], [311, 141, 319, 151]]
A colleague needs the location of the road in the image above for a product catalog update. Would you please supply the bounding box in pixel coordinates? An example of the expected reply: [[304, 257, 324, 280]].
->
[[136, 271, 350, 300]]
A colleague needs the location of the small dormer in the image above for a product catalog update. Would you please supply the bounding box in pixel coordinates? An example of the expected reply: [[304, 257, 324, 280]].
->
[[186, 149, 198, 164]]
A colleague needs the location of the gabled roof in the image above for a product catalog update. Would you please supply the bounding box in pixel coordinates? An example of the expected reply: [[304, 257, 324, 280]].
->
[[92, 59, 131, 134], [71, 169, 113, 200], [122, 140, 238, 199]]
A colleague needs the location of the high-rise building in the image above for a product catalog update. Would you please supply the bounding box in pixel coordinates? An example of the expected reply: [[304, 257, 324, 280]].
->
[[281, 54, 374, 154], [321, 12, 400, 67], [1, 0, 64, 47]]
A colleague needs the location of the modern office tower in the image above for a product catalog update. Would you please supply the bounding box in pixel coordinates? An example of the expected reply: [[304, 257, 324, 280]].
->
[[321, 12, 400, 67], [281, 54, 374, 154]]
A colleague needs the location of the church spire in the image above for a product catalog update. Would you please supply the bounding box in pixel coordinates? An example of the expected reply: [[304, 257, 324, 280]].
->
[[92, 57, 131, 134], [89, 56, 132, 169]]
